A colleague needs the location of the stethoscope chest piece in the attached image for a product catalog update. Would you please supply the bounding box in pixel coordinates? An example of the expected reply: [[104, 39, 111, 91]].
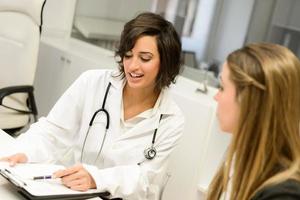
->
[[144, 146, 157, 160], [143, 114, 163, 160]]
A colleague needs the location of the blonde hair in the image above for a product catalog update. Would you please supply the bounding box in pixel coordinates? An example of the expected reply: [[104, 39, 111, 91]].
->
[[207, 43, 300, 200]]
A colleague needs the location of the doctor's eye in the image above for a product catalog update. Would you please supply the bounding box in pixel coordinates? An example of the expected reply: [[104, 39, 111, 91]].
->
[[124, 52, 133, 59], [140, 56, 151, 62]]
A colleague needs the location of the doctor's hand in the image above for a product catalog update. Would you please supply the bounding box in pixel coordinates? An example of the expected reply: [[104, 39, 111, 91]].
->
[[0, 153, 28, 166], [53, 164, 96, 191]]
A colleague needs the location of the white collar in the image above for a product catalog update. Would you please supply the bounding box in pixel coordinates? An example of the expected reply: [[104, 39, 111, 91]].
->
[[108, 70, 178, 116]]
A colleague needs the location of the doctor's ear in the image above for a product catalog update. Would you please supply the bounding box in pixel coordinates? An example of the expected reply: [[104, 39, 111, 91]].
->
[[115, 55, 122, 63]]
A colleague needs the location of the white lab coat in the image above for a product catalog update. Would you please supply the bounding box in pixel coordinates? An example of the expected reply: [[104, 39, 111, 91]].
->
[[13, 70, 184, 200]]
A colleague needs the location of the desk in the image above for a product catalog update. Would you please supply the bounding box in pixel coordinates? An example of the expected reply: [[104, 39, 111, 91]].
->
[[74, 16, 125, 40], [0, 129, 26, 199], [0, 129, 101, 200]]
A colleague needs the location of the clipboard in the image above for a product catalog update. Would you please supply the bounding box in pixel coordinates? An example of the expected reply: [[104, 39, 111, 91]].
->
[[0, 163, 111, 200]]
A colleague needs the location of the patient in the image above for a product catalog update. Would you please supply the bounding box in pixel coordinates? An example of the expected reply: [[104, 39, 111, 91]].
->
[[207, 43, 300, 200]]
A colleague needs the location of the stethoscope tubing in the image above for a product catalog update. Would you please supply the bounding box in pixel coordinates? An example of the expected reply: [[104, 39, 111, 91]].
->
[[80, 81, 162, 164], [80, 82, 111, 163]]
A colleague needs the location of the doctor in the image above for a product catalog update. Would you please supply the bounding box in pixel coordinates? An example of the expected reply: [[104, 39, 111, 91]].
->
[[1, 12, 184, 200]]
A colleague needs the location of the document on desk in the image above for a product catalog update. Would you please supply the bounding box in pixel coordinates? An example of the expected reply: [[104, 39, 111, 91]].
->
[[0, 162, 110, 200]]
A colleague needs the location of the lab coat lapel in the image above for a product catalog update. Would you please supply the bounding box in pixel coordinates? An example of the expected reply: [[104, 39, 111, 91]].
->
[[117, 116, 161, 141], [117, 89, 175, 141], [106, 75, 123, 139]]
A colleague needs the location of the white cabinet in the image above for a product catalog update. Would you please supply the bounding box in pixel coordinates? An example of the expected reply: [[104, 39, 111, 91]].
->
[[163, 77, 230, 200], [34, 41, 64, 117], [34, 37, 116, 117]]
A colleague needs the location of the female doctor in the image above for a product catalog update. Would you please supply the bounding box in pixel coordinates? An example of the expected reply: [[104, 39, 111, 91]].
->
[[1, 12, 184, 200]]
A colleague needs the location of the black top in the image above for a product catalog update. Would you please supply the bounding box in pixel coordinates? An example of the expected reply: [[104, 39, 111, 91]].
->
[[252, 179, 300, 200]]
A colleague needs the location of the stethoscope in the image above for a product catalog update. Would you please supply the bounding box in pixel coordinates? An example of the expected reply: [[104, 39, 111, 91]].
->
[[80, 82, 162, 164]]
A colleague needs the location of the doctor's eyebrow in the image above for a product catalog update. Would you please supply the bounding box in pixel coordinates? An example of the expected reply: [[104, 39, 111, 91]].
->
[[139, 52, 153, 56], [124, 51, 153, 57]]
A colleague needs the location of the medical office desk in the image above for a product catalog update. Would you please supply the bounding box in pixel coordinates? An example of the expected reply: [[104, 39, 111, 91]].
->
[[0, 129, 101, 200], [0, 129, 23, 199]]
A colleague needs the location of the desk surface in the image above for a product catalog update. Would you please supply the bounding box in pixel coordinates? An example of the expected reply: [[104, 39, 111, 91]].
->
[[0, 129, 101, 200], [0, 129, 14, 158], [0, 176, 25, 200], [0, 130, 25, 199]]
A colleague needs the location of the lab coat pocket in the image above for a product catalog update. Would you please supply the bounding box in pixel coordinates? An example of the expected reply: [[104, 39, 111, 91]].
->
[[127, 146, 145, 164], [108, 142, 145, 165]]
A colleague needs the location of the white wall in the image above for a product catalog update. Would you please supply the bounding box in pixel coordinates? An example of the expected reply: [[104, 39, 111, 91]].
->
[[182, 0, 255, 65], [75, 0, 152, 21], [42, 0, 256, 68], [181, 0, 218, 63], [74, 0, 219, 64], [206, 0, 255, 63], [42, 0, 76, 38], [246, 0, 275, 43]]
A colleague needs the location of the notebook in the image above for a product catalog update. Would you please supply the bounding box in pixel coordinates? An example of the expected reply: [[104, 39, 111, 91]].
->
[[0, 162, 110, 200]]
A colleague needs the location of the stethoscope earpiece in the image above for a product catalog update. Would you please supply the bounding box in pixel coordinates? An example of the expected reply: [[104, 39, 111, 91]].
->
[[144, 147, 157, 160]]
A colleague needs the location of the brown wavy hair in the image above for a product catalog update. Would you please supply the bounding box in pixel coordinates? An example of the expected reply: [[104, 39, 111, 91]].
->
[[207, 43, 300, 200], [115, 12, 182, 91]]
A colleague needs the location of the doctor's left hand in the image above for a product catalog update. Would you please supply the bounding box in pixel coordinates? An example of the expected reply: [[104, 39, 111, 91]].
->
[[53, 164, 96, 191]]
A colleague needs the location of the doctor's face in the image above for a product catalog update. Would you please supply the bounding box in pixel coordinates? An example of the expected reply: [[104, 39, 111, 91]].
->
[[123, 35, 160, 91], [214, 62, 240, 133]]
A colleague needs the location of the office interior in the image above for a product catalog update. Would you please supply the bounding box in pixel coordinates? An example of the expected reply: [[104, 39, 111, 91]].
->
[[1, 0, 299, 199]]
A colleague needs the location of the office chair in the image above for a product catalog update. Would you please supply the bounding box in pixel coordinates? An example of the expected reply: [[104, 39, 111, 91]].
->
[[0, 0, 46, 135]]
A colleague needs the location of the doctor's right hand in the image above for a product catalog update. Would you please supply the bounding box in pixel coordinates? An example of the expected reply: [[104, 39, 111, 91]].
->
[[0, 153, 28, 166]]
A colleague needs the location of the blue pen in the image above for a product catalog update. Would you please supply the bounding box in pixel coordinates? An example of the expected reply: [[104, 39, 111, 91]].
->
[[32, 175, 53, 180]]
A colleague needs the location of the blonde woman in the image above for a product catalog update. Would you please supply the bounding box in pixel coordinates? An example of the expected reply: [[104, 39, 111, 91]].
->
[[207, 43, 300, 200]]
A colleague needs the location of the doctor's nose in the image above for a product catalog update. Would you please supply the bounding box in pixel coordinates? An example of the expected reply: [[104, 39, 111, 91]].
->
[[125, 56, 140, 71]]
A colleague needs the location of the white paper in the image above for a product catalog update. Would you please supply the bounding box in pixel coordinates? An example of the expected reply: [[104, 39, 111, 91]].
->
[[0, 162, 101, 196]]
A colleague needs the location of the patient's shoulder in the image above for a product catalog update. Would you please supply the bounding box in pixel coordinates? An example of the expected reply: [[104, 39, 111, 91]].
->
[[252, 179, 300, 200]]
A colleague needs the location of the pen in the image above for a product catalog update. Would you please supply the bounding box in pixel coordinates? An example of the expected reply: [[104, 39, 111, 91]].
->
[[32, 175, 53, 180]]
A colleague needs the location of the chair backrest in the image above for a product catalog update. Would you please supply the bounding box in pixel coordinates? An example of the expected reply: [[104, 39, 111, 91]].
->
[[0, 0, 45, 88], [0, 0, 45, 131]]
